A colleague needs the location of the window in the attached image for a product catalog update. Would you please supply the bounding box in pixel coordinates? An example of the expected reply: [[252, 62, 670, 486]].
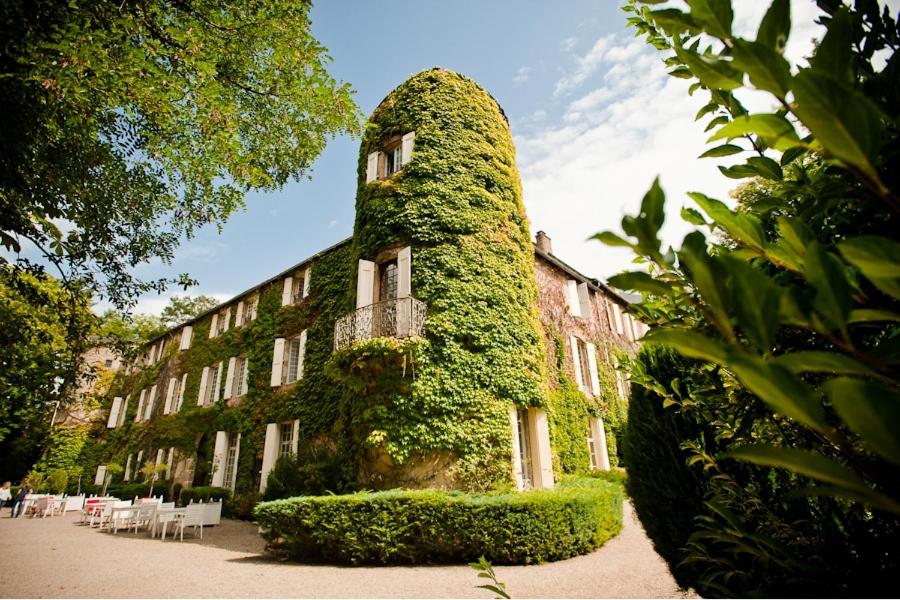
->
[[576, 339, 592, 390], [222, 432, 239, 491], [236, 357, 249, 397], [217, 311, 227, 335], [514, 409, 534, 490], [379, 259, 398, 302], [587, 417, 609, 471], [104, 359, 113, 368], [286, 337, 302, 383], [366, 132, 415, 182], [206, 363, 220, 405], [292, 276, 305, 304], [244, 297, 258, 322], [587, 421, 599, 470], [279, 423, 294, 458]]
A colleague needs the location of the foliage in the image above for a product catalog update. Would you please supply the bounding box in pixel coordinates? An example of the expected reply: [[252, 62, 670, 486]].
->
[[0, 268, 95, 479], [227, 491, 262, 520], [254, 477, 624, 565], [160, 296, 221, 329], [350, 69, 548, 488], [178, 486, 231, 506], [264, 450, 348, 501], [46, 468, 68, 494], [469, 557, 511, 599], [605, 1, 900, 595], [1, 0, 360, 311]]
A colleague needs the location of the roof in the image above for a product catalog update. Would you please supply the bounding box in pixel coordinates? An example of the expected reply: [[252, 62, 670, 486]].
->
[[144, 237, 631, 347]]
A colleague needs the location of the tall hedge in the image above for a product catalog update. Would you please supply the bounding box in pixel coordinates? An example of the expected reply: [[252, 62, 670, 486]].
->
[[255, 477, 623, 565]]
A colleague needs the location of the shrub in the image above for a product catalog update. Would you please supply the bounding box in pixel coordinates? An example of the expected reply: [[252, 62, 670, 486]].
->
[[105, 482, 171, 501], [263, 450, 347, 501], [47, 468, 68, 494], [254, 477, 623, 565], [227, 491, 261, 520], [179, 486, 231, 506], [582, 467, 627, 487]]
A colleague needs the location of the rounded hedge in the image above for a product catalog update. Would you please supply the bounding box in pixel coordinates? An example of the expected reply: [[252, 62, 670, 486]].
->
[[254, 477, 623, 565]]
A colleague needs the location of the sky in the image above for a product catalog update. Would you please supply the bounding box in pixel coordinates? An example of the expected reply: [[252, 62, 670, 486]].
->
[[112, 1, 841, 314]]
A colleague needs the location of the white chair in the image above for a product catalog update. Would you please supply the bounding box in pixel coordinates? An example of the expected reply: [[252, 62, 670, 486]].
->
[[62, 495, 85, 513], [28, 497, 52, 518], [130, 502, 159, 534], [201, 500, 223, 526], [99, 501, 131, 531], [171, 504, 205, 541]]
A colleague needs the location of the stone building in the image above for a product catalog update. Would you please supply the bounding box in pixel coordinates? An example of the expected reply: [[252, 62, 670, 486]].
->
[[93, 69, 645, 496]]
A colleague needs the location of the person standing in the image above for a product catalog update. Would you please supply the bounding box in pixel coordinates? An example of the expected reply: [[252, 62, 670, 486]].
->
[[0, 482, 11, 510], [11, 483, 30, 517]]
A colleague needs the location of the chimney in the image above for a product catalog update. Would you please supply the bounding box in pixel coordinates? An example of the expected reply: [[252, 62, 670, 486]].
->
[[535, 230, 553, 254]]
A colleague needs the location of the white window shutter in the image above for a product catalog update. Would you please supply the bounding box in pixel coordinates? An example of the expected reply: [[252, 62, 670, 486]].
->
[[163, 378, 177, 414], [213, 361, 224, 403], [197, 366, 210, 406], [303, 266, 312, 298], [135, 389, 146, 423], [281, 276, 293, 306], [270, 338, 285, 387], [259, 423, 280, 493], [509, 407, 524, 491], [613, 303, 624, 334], [577, 283, 592, 319], [223, 357, 236, 400], [292, 420, 300, 456], [106, 397, 122, 429], [180, 326, 193, 350], [145, 385, 157, 420], [239, 358, 250, 396], [124, 455, 132, 482], [592, 418, 611, 471], [235, 301, 245, 328], [177, 373, 187, 411], [297, 330, 308, 379], [531, 409, 555, 489], [566, 280, 581, 317], [357, 260, 375, 308], [222, 307, 231, 332], [94, 465, 107, 486], [229, 433, 241, 491], [570, 337, 584, 390], [586, 343, 601, 396], [209, 314, 218, 338], [119, 395, 129, 427], [366, 151, 378, 183], [136, 450, 144, 468], [166, 447, 175, 479], [211, 431, 227, 488], [401, 132, 415, 166], [397, 247, 412, 298]]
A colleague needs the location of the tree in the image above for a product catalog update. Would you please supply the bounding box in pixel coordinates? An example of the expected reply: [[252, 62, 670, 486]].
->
[[102, 463, 124, 497], [0, 0, 361, 312], [139, 461, 168, 498], [160, 295, 220, 328], [602, 0, 900, 594]]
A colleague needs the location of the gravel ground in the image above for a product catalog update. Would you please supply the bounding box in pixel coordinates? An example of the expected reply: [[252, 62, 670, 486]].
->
[[0, 501, 694, 598]]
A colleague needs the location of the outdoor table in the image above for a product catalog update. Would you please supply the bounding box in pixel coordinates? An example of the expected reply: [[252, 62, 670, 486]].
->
[[151, 507, 186, 540], [110, 505, 137, 533]]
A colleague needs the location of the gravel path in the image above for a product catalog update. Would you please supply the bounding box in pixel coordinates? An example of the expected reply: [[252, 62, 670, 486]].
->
[[0, 501, 694, 598]]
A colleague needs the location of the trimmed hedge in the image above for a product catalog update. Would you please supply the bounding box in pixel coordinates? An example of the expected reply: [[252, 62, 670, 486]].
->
[[254, 477, 623, 565], [178, 486, 231, 506]]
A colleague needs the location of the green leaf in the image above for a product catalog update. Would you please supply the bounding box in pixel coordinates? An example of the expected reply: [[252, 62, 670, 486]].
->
[[678, 231, 734, 337], [848, 309, 900, 323], [699, 143, 743, 158], [708, 113, 802, 151], [607, 271, 677, 297], [681, 206, 707, 226], [686, 0, 734, 40], [723, 445, 873, 496], [838, 236, 900, 299], [775, 217, 813, 259], [780, 145, 807, 166], [731, 39, 792, 97], [808, 7, 853, 84], [746, 156, 783, 180], [650, 8, 703, 36], [642, 328, 728, 364], [804, 242, 852, 334], [718, 164, 758, 179], [591, 231, 632, 248], [688, 192, 766, 249], [639, 176, 666, 236], [791, 69, 885, 187], [704, 115, 730, 132], [727, 355, 827, 432], [825, 378, 900, 468], [695, 102, 719, 121], [674, 42, 743, 91], [720, 256, 781, 352], [757, 0, 790, 52], [772, 351, 878, 379]]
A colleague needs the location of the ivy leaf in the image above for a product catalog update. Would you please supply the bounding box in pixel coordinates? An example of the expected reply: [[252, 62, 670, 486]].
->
[[757, 0, 790, 53], [708, 113, 802, 151], [699, 143, 743, 158], [726, 355, 827, 432], [825, 378, 900, 468]]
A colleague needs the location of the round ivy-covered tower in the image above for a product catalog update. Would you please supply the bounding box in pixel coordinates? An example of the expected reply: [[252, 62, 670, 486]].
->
[[340, 68, 547, 491]]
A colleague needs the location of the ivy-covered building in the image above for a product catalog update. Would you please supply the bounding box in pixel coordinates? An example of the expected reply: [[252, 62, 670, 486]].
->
[[92, 69, 645, 499]]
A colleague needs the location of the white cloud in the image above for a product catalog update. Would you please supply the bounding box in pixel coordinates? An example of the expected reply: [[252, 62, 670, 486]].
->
[[560, 36, 578, 52], [517, 3, 826, 281], [513, 66, 531, 84]]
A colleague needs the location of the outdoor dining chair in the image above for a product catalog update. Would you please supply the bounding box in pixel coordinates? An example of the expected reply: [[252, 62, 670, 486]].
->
[[171, 504, 205, 541]]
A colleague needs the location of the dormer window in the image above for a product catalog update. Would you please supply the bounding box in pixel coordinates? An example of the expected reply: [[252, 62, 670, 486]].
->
[[366, 132, 415, 183]]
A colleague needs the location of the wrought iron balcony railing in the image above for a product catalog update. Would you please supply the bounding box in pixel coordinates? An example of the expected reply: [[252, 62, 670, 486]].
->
[[333, 296, 427, 352]]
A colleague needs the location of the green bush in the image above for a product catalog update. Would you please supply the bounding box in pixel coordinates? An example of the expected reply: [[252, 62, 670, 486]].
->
[[106, 482, 171, 501], [254, 477, 623, 565], [263, 450, 347, 501], [226, 491, 261, 520], [582, 467, 627, 487], [179, 486, 231, 506], [47, 468, 68, 493]]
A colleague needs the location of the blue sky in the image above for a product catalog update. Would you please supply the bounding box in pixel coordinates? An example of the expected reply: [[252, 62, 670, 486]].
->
[[126, 1, 828, 314]]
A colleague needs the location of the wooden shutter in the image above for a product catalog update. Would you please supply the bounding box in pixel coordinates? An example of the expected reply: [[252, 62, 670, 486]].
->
[[397, 247, 412, 298], [577, 283, 592, 319], [235, 301, 245, 328], [209, 314, 218, 338], [281, 276, 293, 306], [145, 384, 157, 420], [229, 433, 241, 491], [591, 418, 611, 470], [178, 373, 187, 411], [357, 260, 375, 308], [531, 410, 555, 489], [163, 378, 177, 414], [566, 280, 581, 317], [197, 367, 210, 406], [259, 423, 279, 493], [613, 303, 624, 334], [107, 397, 122, 428], [124, 455, 132, 482], [211, 431, 227, 487], [94, 465, 107, 486], [401, 132, 415, 166], [119, 395, 129, 427], [296, 330, 308, 380], [303, 266, 312, 298], [291, 420, 300, 456], [270, 338, 285, 387], [180, 326, 193, 350], [222, 307, 231, 332], [136, 450, 144, 467], [586, 343, 601, 396], [223, 357, 236, 400], [366, 152, 378, 183], [213, 361, 224, 403], [569, 337, 584, 390], [135, 390, 146, 423], [166, 447, 175, 479], [509, 407, 524, 491]]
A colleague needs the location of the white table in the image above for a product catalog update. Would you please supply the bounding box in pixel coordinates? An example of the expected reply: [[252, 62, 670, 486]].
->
[[151, 507, 186, 540], [110, 505, 138, 533]]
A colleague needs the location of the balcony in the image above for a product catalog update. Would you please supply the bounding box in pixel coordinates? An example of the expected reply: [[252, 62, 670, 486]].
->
[[334, 297, 427, 352]]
